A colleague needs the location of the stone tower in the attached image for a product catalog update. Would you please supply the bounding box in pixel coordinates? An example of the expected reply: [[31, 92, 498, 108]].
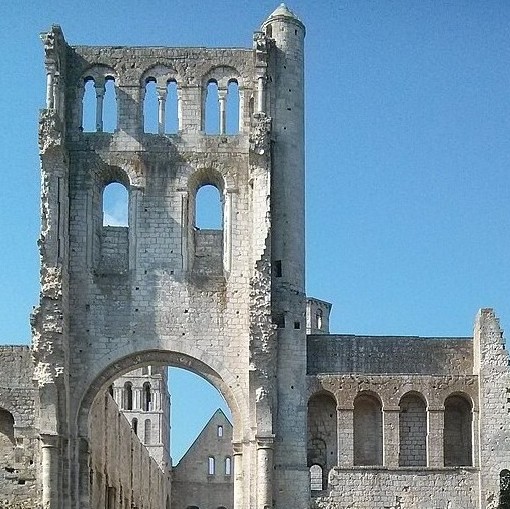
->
[[112, 365, 171, 470], [34, 4, 310, 508]]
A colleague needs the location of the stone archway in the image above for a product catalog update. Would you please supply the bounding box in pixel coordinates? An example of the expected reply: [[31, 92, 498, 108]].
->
[[73, 348, 248, 509]]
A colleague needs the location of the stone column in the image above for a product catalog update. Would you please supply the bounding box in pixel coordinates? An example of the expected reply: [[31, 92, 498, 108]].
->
[[337, 407, 353, 467], [46, 66, 55, 109], [223, 190, 233, 273], [257, 76, 265, 114], [383, 407, 400, 467], [95, 83, 105, 132], [78, 437, 90, 509], [428, 407, 444, 467], [157, 86, 167, 134], [41, 433, 60, 508], [256, 436, 274, 509], [233, 442, 244, 509], [218, 89, 227, 134]]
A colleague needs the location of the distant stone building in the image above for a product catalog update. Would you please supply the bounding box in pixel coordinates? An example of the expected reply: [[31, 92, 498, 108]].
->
[[1, 3, 510, 509]]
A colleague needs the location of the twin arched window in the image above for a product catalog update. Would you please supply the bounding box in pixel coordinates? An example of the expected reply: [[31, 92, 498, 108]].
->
[[205, 79, 240, 135], [82, 76, 116, 133], [143, 79, 178, 134]]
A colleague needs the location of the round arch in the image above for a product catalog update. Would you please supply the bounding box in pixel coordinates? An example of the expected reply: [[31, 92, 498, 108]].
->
[[76, 347, 244, 439]]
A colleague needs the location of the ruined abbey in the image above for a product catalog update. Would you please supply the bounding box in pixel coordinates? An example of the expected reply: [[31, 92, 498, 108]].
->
[[1, 4, 510, 508]]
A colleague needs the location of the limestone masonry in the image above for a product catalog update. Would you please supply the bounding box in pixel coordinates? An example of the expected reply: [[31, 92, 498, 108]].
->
[[1, 4, 510, 509]]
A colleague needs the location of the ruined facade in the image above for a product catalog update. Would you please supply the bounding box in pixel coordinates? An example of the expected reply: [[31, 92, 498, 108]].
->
[[1, 4, 510, 509]]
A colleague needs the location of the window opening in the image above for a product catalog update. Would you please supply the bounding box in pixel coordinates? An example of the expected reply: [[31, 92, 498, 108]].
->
[[226, 80, 240, 134], [143, 79, 158, 134], [132, 418, 138, 435], [103, 182, 128, 227], [225, 456, 231, 475], [102, 77, 117, 133], [208, 456, 215, 475], [266, 24, 272, 38], [166, 80, 178, 133], [217, 425, 223, 437], [501, 470, 510, 509], [273, 313, 285, 328], [316, 309, 323, 330], [144, 419, 151, 444], [143, 382, 152, 411], [195, 185, 222, 230], [0, 408, 15, 445], [205, 80, 220, 134], [274, 260, 282, 277], [310, 464, 323, 491], [82, 78, 96, 132], [353, 393, 383, 466], [123, 382, 133, 410], [444, 394, 472, 466]]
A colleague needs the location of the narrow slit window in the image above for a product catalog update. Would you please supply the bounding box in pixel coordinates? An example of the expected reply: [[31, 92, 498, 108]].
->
[[103, 77, 117, 133], [103, 182, 128, 227], [144, 419, 151, 444], [132, 418, 138, 435], [82, 78, 96, 132], [316, 309, 323, 330], [208, 456, 215, 475], [143, 382, 151, 411], [195, 185, 222, 230], [205, 80, 220, 134], [225, 456, 232, 475], [143, 79, 158, 134], [217, 425, 223, 437], [274, 260, 282, 277], [226, 80, 240, 134], [166, 80, 179, 133], [123, 382, 133, 410]]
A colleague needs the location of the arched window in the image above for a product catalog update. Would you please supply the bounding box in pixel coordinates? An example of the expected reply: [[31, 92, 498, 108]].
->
[[0, 408, 15, 446], [103, 182, 128, 227], [310, 464, 323, 491], [315, 309, 323, 330], [82, 78, 96, 132], [165, 80, 179, 133], [143, 79, 158, 134], [501, 470, 510, 509], [144, 419, 151, 444], [132, 418, 138, 435], [226, 80, 240, 134], [225, 456, 231, 475], [142, 382, 151, 411], [205, 80, 220, 134], [195, 185, 222, 230], [208, 456, 215, 475], [399, 392, 427, 466], [265, 24, 273, 38], [102, 77, 117, 133], [217, 425, 223, 437], [353, 393, 383, 466], [123, 382, 133, 410], [307, 392, 337, 489], [444, 394, 472, 466]]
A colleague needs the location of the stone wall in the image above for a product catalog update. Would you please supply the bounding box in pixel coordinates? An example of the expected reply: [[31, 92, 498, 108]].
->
[[313, 468, 478, 509], [307, 335, 473, 375], [0, 346, 39, 508], [89, 391, 170, 509]]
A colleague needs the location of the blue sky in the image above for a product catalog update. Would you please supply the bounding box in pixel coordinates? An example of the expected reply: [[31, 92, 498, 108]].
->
[[1, 0, 510, 461]]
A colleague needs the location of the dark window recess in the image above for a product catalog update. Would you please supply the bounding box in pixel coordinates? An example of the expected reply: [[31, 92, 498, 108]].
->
[[294, 321, 301, 329], [273, 313, 285, 328], [274, 260, 282, 277]]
